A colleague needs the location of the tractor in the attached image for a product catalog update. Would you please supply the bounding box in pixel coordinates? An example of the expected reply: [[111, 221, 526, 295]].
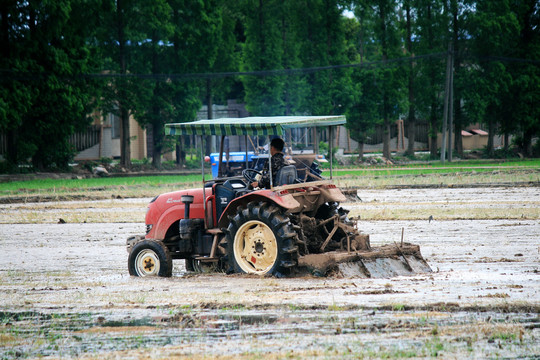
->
[[127, 116, 431, 278]]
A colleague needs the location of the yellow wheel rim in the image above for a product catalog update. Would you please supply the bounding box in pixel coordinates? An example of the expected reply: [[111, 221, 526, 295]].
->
[[135, 249, 160, 276], [233, 220, 278, 274]]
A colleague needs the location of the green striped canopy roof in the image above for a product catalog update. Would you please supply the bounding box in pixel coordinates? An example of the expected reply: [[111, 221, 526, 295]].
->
[[165, 115, 346, 136]]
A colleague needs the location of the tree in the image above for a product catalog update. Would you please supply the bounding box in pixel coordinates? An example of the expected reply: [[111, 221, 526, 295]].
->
[[403, 0, 417, 156], [351, 0, 405, 159], [507, 0, 540, 156], [277, 1, 309, 116], [465, 0, 519, 156], [240, 0, 287, 116], [97, 0, 146, 169], [0, 0, 98, 170], [346, 68, 379, 159], [343, 4, 377, 159], [130, 0, 173, 169], [413, 0, 447, 158], [297, 0, 351, 116], [167, 0, 230, 167], [198, 1, 236, 156], [0, 1, 32, 166], [290, 0, 353, 153]]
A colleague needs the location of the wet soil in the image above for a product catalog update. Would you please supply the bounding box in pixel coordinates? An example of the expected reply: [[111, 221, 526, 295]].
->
[[0, 187, 538, 359]]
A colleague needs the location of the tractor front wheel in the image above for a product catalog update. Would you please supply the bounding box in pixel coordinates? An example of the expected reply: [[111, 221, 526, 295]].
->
[[128, 240, 172, 277], [227, 202, 298, 276]]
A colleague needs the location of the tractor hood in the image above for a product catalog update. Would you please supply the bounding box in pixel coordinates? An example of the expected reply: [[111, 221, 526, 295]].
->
[[145, 188, 205, 240]]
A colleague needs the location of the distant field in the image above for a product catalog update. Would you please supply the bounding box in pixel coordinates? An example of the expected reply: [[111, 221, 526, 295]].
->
[[0, 159, 538, 202]]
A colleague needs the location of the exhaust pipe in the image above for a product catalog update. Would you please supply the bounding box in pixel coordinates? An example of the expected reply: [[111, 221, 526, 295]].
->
[[181, 195, 194, 219], [179, 195, 195, 241]]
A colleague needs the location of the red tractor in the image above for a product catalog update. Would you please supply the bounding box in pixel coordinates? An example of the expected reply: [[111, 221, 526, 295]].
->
[[127, 116, 430, 278]]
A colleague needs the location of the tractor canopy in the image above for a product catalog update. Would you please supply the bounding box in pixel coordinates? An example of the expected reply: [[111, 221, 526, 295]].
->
[[165, 115, 344, 182], [165, 115, 346, 136]]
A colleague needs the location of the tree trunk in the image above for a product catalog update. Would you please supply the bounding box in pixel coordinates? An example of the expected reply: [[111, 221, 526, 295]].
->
[[117, 0, 130, 169], [151, 106, 162, 169], [407, 109, 416, 156], [206, 79, 213, 156], [6, 129, 17, 164], [427, 2, 437, 159], [523, 128, 533, 157], [312, 128, 319, 154], [357, 142, 364, 161], [454, 121, 463, 158], [151, 131, 161, 168], [451, 0, 462, 159], [429, 106, 438, 158], [454, 91, 464, 157], [383, 119, 391, 159], [176, 141, 186, 167], [286, 129, 293, 154], [120, 105, 131, 168], [487, 111, 495, 157], [151, 35, 162, 169], [1, 5, 16, 164], [379, 3, 391, 160], [176, 143, 181, 166], [405, 0, 416, 156]]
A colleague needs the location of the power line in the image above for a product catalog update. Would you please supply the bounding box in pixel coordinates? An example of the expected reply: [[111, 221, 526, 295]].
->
[[1, 52, 537, 82], [473, 55, 540, 65], [1, 52, 448, 82]]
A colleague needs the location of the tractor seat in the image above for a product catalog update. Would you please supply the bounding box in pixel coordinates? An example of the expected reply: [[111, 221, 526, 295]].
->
[[275, 165, 298, 186]]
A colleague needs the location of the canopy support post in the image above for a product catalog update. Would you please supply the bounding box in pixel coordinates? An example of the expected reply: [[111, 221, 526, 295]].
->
[[328, 126, 333, 179], [218, 135, 225, 178], [200, 136, 207, 227], [245, 135, 249, 171], [269, 135, 273, 189]]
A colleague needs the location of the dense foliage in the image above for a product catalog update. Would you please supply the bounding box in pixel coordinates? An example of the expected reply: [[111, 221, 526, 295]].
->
[[0, 0, 538, 170]]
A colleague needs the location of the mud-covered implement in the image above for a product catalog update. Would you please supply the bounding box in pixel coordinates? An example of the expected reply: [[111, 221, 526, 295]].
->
[[298, 244, 432, 278], [127, 116, 431, 278]]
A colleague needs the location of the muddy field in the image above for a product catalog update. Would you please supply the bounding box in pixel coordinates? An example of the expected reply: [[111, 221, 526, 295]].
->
[[0, 187, 539, 359]]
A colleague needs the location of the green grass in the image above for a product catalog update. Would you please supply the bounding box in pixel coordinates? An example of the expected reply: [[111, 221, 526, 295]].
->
[[323, 158, 540, 177], [325, 167, 532, 178], [0, 174, 202, 193], [384, 159, 540, 168]]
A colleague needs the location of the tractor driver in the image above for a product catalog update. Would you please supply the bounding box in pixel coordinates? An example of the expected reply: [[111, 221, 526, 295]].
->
[[251, 137, 289, 189]]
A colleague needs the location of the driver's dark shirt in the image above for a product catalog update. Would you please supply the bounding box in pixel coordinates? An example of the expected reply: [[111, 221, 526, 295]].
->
[[259, 152, 289, 189]]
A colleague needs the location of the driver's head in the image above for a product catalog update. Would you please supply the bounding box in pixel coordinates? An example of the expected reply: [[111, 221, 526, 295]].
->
[[270, 137, 285, 153]]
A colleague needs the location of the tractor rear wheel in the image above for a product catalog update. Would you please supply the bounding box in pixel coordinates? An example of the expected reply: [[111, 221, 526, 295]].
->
[[226, 201, 298, 276], [128, 240, 172, 277]]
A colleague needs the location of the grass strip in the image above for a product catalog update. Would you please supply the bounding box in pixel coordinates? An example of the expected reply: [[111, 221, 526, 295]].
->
[[0, 174, 201, 193]]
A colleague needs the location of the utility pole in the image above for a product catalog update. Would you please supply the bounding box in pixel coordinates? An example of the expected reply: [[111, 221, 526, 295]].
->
[[440, 42, 453, 163], [448, 43, 454, 162]]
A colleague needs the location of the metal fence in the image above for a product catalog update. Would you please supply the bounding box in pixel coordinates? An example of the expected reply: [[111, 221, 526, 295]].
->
[[69, 125, 101, 152], [365, 122, 429, 145]]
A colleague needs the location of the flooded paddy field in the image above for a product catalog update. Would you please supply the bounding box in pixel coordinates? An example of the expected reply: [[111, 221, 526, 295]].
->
[[0, 187, 539, 359]]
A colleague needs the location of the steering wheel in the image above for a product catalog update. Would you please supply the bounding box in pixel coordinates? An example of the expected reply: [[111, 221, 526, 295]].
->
[[242, 168, 262, 183]]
